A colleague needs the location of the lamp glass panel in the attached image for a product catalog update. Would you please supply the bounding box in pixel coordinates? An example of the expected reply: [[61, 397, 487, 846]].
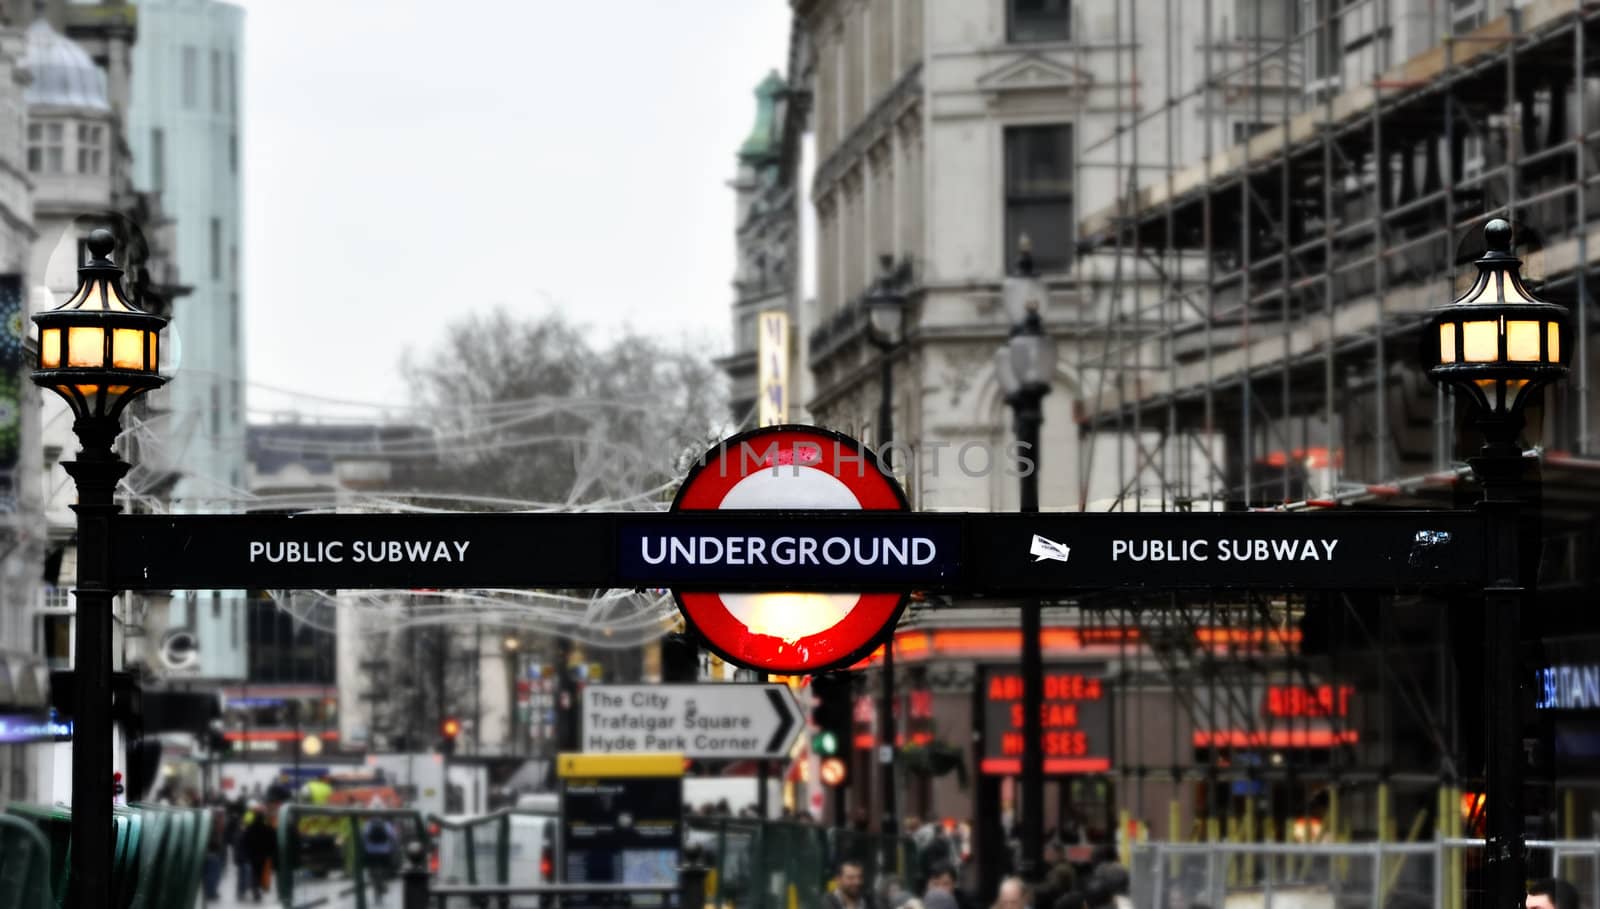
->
[[1505, 321, 1541, 362], [64, 280, 94, 309], [868, 300, 904, 341], [104, 280, 136, 313], [66, 325, 105, 367], [1009, 333, 1043, 388], [111, 328, 145, 370], [1499, 273, 1535, 305], [1549, 322, 1561, 364], [40, 329, 60, 368], [1438, 324, 1456, 364], [993, 347, 1021, 396], [1462, 320, 1500, 362]]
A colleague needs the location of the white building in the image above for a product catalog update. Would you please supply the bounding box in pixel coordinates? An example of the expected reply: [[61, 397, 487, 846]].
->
[[127, 0, 246, 680], [0, 17, 49, 807]]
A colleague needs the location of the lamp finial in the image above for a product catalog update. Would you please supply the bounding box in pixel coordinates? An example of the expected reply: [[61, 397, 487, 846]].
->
[[1484, 218, 1513, 254], [86, 229, 116, 264]]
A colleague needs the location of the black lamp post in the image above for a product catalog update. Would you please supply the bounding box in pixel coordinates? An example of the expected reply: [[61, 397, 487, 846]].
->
[[1426, 218, 1569, 908], [994, 239, 1055, 883], [31, 228, 169, 909], [866, 253, 908, 841]]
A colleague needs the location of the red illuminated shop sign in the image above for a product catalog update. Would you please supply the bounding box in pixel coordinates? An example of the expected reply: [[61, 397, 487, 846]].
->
[[980, 665, 1112, 776], [1264, 684, 1354, 719], [1192, 681, 1360, 749]]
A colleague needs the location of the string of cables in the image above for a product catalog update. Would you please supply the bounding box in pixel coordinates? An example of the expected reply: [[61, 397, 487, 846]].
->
[[77, 371, 757, 650]]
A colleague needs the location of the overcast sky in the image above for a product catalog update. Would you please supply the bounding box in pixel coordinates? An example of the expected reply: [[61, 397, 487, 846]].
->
[[235, 1, 792, 416]]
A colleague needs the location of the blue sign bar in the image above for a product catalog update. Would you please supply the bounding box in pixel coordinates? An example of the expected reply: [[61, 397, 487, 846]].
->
[[0, 713, 73, 743]]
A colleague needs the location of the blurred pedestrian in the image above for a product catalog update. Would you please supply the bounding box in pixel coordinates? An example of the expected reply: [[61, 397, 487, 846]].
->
[[1527, 878, 1580, 909], [826, 859, 878, 909], [993, 876, 1030, 909], [242, 806, 276, 902], [231, 805, 257, 901], [362, 815, 398, 905], [200, 801, 226, 901]]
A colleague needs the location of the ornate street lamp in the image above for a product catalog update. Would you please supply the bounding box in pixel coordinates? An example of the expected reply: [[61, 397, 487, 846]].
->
[[994, 238, 1055, 884], [34, 229, 167, 442], [1429, 218, 1569, 450], [1426, 218, 1569, 906], [31, 228, 168, 906], [866, 253, 908, 351], [865, 253, 908, 841]]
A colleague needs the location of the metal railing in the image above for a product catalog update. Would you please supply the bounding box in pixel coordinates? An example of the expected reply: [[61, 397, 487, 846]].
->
[[400, 841, 709, 909], [1130, 838, 1600, 908]]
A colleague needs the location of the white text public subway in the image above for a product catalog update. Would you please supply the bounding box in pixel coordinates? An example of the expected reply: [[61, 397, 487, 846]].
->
[[247, 540, 471, 563], [1111, 539, 1339, 562], [639, 535, 937, 567]]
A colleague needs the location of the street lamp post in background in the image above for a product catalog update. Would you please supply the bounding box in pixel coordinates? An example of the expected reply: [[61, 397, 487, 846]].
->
[[505, 635, 521, 757], [30, 229, 169, 909], [994, 239, 1055, 883], [1426, 218, 1570, 908], [866, 254, 910, 840]]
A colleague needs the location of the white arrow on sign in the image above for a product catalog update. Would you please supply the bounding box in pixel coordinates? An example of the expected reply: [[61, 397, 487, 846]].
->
[[582, 683, 803, 760]]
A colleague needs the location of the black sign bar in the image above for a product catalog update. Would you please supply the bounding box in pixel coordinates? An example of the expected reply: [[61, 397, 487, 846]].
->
[[108, 509, 1487, 593]]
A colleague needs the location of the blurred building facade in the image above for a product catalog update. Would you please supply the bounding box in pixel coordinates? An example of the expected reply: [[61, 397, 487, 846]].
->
[[723, 64, 817, 428], [768, 0, 1600, 890], [0, 0, 188, 805], [127, 0, 247, 682], [0, 15, 46, 806]]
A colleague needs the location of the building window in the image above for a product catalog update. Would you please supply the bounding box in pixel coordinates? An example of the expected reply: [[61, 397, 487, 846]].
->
[[152, 128, 165, 191], [229, 132, 238, 174], [1008, 0, 1071, 44], [211, 591, 221, 618], [1004, 124, 1074, 272], [1236, 0, 1292, 39], [182, 45, 198, 108], [76, 123, 103, 174], [37, 614, 71, 671], [1451, 0, 1485, 33], [1311, 0, 1344, 81], [227, 50, 237, 115], [1232, 121, 1271, 145], [211, 49, 222, 113], [26, 122, 64, 174], [210, 217, 222, 280]]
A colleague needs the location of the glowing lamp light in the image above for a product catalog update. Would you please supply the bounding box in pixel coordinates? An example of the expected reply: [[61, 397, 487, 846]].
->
[[32, 229, 168, 425], [819, 756, 848, 787], [1428, 219, 1569, 426], [301, 734, 323, 757]]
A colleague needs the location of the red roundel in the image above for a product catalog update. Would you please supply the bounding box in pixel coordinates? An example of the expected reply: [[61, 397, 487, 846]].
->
[[672, 425, 909, 674]]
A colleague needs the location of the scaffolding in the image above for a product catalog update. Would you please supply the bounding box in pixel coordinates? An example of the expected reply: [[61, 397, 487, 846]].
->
[[1065, 0, 1600, 855]]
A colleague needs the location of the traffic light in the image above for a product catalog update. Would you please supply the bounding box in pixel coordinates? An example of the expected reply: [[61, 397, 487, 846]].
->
[[809, 673, 852, 785], [438, 717, 461, 756]]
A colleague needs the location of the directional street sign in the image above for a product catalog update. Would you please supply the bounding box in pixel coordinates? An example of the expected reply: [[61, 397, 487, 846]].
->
[[581, 683, 803, 760]]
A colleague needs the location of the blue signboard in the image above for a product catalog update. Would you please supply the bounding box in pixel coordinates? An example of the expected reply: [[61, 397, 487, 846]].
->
[[0, 712, 73, 743]]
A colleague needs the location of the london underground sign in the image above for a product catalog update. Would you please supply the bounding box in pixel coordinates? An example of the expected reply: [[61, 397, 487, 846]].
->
[[666, 425, 918, 674], [105, 426, 1492, 672]]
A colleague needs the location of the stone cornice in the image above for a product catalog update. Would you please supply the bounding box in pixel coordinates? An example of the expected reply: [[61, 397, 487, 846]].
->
[[813, 61, 923, 203]]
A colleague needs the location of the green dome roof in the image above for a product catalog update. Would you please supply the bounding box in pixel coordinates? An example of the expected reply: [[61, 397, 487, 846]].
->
[[738, 70, 786, 163]]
